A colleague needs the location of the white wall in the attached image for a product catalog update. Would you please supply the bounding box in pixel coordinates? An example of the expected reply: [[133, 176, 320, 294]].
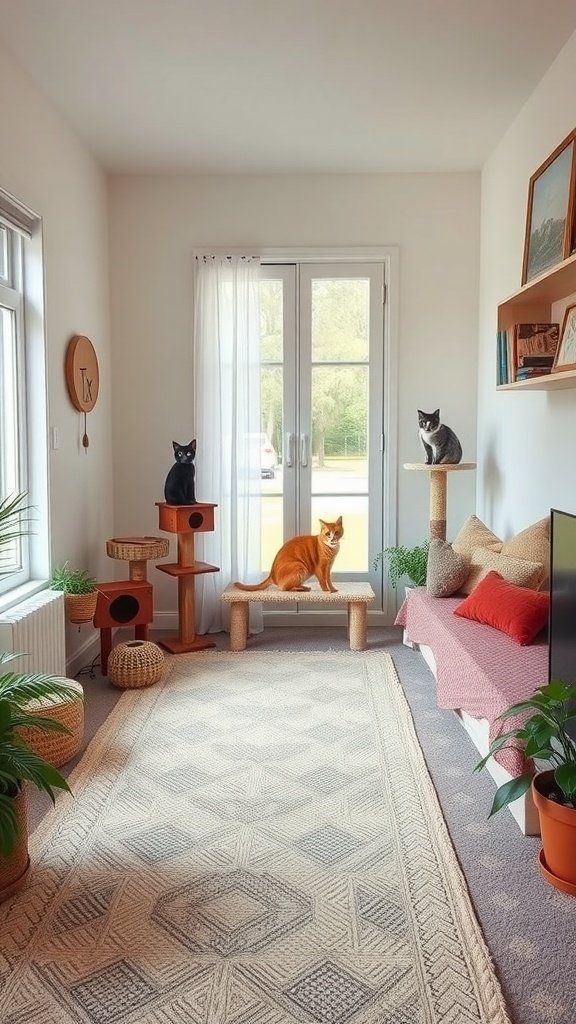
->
[[478, 30, 576, 537], [108, 173, 480, 615], [0, 39, 113, 664]]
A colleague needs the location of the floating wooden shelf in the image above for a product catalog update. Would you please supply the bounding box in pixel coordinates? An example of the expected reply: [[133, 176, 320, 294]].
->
[[497, 368, 576, 391], [497, 254, 576, 391]]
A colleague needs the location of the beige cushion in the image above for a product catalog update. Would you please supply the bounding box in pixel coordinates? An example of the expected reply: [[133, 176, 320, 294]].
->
[[452, 515, 502, 559], [426, 539, 470, 597], [501, 516, 550, 591], [460, 547, 545, 595]]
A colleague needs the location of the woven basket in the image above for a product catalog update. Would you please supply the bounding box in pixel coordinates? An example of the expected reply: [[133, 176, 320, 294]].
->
[[19, 679, 84, 768], [0, 787, 30, 903], [106, 536, 169, 562], [107, 640, 164, 689], [65, 591, 98, 624]]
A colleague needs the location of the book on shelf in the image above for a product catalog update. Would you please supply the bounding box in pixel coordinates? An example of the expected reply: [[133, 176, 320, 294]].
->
[[515, 367, 552, 381], [515, 323, 559, 368], [519, 354, 555, 367], [497, 322, 559, 386]]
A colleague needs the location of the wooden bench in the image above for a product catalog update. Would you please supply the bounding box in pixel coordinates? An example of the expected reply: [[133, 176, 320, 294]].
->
[[221, 581, 375, 651]]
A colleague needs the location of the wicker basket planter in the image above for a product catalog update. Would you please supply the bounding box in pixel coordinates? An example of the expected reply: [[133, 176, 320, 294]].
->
[[107, 640, 164, 689], [65, 591, 98, 624], [19, 679, 84, 768], [0, 787, 30, 903]]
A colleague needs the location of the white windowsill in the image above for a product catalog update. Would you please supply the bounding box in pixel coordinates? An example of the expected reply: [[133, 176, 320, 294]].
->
[[0, 579, 50, 616]]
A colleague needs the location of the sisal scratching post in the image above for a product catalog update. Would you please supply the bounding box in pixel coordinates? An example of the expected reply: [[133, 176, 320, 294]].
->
[[404, 463, 476, 541]]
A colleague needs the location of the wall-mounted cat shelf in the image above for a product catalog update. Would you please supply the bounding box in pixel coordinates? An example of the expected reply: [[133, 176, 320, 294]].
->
[[403, 463, 477, 541]]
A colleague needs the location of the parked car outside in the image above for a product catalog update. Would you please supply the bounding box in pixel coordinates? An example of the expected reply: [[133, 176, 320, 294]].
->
[[259, 433, 277, 478]]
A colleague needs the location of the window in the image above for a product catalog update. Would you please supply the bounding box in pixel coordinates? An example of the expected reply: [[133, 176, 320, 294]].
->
[[0, 191, 48, 600]]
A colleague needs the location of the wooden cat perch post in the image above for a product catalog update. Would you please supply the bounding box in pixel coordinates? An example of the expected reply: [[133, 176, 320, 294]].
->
[[403, 463, 476, 540], [155, 502, 219, 653]]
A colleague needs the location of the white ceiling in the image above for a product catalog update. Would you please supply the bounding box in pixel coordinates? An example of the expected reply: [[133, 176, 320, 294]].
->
[[1, 0, 575, 174]]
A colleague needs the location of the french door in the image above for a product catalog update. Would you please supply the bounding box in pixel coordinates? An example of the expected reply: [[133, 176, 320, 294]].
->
[[259, 262, 385, 605]]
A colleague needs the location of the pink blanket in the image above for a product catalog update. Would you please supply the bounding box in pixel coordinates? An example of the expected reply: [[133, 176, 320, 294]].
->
[[395, 588, 548, 776]]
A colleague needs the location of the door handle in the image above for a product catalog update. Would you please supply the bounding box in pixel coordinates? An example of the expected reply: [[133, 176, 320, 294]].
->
[[285, 432, 295, 468], [300, 433, 309, 467]]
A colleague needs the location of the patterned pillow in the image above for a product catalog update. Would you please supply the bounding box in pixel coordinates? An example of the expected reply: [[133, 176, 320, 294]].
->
[[460, 546, 545, 595], [426, 539, 470, 597], [452, 515, 502, 559], [501, 516, 550, 591]]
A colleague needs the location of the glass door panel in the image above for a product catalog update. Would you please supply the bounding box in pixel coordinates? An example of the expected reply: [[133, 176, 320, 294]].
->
[[259, 267, 296, 573], [258, 261, 383, 603]]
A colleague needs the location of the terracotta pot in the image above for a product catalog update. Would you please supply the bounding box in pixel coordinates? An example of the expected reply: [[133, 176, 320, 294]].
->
[[0, 787, 30, 903], [532, 770, 576, 891], [65, 591, 98, 624]]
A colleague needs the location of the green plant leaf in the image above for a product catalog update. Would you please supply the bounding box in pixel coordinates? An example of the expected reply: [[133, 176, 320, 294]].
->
[[555, 762, 576, 800], [488, 774, 533, 817], [497, 698, 552, 720], [474, 730, 525, 772], [10, 712, 72, 734], [0, 792, 19, 856]]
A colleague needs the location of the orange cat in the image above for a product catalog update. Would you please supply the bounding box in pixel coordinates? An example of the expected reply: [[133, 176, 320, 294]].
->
[[234, 517, 343, 592]]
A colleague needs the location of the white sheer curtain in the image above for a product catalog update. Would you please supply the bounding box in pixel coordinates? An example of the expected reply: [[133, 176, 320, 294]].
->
[[193, 255, 263, 634]]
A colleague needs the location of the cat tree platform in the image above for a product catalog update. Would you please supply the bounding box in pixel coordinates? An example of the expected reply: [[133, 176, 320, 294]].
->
[[156, 502, 219, 654], [403, 463, 476, 540], [106, 536, 169, 580]]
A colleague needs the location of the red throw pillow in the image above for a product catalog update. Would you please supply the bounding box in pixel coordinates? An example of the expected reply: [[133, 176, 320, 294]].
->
[[453, 570, 549, 645]]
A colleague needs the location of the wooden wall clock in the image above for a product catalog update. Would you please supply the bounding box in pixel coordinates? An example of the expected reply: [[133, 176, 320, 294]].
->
[[65, 335, 100, 449]]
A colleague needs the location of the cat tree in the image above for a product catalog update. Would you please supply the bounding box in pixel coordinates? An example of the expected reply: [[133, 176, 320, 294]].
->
[[155, 502, 219, 652], [403, 463, 476, 540]]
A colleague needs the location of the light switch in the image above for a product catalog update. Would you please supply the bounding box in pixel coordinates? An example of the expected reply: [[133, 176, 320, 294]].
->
[[50, 426, 60, 450]]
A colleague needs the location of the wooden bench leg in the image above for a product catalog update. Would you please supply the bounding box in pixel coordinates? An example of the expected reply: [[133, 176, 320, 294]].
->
[[229, 601, 249, 651], [348, 602, 367, 651]]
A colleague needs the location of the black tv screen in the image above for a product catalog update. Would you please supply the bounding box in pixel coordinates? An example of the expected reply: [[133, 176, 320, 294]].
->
[[549, 508, 576, 686]]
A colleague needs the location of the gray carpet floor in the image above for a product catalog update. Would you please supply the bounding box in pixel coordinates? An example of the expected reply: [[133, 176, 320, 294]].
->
[[27, 626, 576, 1024]]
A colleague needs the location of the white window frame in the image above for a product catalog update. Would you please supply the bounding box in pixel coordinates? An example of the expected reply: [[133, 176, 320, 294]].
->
[[0, 189, 49, 609]]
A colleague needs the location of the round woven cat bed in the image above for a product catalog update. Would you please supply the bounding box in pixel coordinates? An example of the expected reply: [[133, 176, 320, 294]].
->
[[106, 536, 169, 581], [19, 679, 84, 767], [107, 640, 164, 689]]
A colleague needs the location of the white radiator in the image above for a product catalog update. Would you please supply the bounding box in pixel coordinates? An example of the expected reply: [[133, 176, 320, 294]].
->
[[0, 589, 66, 677]]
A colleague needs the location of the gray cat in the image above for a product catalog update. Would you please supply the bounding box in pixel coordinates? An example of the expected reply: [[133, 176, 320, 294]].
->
[[417, 409, 462, 465]]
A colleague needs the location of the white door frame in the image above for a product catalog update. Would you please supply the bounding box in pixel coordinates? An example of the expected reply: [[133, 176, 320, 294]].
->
[[195, 246, 400, 623]]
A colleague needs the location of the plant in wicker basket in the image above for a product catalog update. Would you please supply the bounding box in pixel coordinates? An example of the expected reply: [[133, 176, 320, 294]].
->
[[0, 652, 82, 900], [49, 562, 98, 624]]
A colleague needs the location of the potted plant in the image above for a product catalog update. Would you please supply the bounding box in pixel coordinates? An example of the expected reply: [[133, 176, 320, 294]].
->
[[373, 542, 428, 594], [476, 679, 576, 894], [0, 652, 80, 901], [49, 562, 98, 624]]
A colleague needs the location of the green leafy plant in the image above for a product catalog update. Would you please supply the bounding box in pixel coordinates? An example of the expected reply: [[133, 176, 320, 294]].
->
[[0, 651, 81, 856], [0, 492, 34, 576], [49, 562, 97, 595], [373, 542, 429, 588], [475, 680, 576, 817]]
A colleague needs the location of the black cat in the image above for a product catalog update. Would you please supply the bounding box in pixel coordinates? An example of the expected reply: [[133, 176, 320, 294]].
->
[[164, 440, 197, 505]]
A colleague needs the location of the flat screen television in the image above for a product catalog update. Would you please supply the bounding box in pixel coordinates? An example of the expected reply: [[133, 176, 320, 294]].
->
[[549, 508, 576, 686]]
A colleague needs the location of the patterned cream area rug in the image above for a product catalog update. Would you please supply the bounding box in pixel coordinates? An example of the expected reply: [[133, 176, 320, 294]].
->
[[0, 651, 511, 1024]]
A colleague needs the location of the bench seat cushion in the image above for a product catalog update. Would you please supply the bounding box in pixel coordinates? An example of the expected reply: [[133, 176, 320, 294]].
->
[[395, 587, 548, 776]]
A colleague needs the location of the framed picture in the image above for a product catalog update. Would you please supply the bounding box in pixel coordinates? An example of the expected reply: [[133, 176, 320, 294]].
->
[[552, 304, 576, 373], [522, 129, 576, 285]]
